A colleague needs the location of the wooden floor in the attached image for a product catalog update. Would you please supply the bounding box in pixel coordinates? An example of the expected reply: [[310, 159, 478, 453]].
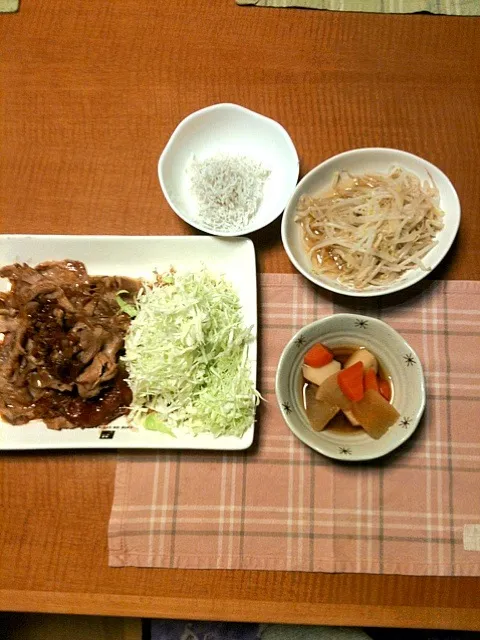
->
[[0, 614, 142, 640]]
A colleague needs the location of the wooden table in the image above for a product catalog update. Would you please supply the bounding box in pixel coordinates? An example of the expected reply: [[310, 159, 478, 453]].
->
[[1, 0, 480, 631]]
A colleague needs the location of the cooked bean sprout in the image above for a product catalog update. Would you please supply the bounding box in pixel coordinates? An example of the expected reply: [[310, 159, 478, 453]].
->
[[295, 167, 444, 290]]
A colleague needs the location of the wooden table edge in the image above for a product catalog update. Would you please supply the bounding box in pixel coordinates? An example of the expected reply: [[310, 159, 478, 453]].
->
[[1, 590, 479, 630]]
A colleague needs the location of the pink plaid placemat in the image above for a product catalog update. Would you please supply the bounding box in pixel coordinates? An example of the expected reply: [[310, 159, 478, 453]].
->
[[108, 274, 480, 576]]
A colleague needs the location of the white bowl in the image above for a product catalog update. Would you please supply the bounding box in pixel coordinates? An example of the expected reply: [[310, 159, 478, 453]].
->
[[281, 148, 461, 297], [158, 103, 299, 236], [275, 314, 426, 462]]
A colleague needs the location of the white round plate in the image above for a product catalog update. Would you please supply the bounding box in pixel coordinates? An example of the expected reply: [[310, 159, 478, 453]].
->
[[158, 103, 299, 236], [281, 147, 461, 297], [275, 314, 426, 462]]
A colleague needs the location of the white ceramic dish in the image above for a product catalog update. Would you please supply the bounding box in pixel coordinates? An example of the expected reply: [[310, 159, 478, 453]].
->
[[281, 148, 461, 298], [275, 314, 425, 462], [0, 234, 257, 451], [158, 103, 299, 236]]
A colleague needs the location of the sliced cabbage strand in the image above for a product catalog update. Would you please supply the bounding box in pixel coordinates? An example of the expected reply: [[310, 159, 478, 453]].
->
[[122, 269, 258, 437]]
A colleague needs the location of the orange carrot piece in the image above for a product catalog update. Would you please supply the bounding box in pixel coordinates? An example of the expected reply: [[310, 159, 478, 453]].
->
[[337, 361, 364, 402], [304, 343, 333, 368], [364, 368, 379, 393], [378, 378, 392, 402]]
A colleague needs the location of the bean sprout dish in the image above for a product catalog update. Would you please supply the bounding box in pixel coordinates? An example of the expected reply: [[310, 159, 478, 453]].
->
[[295, 167, 444, 290]]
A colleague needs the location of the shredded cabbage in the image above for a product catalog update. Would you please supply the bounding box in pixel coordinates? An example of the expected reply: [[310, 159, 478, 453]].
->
[[115, 290, 137, 318], [122, 269, 258, 437]]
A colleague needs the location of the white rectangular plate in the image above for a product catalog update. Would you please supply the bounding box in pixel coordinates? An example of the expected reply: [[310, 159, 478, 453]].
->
[[0, 235, 257, 450]]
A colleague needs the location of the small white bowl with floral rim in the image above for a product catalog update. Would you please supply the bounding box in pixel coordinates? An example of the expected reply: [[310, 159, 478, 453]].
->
[[275, 313, 425, 462]]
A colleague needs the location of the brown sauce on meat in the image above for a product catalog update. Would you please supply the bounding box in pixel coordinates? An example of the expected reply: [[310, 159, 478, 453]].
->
[[302, 345, 393, 435], [27, 300, 84, 383], [0, 260, 140, 430], [35, 367, 132, 428]]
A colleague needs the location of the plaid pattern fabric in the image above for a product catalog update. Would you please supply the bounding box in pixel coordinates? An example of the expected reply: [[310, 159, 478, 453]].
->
[[236, 0, 480, 15], [109, 274, 480, 575]]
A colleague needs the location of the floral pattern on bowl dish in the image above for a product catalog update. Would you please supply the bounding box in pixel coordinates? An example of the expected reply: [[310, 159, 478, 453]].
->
[[275, 313, 426, 462]]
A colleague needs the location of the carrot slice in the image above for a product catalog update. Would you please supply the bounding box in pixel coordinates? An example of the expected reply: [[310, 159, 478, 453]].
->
[[364, 368, 379, 393], [337, 361, 364, 402], [304, 343, 333, 368], [378, 378, 392, 402]]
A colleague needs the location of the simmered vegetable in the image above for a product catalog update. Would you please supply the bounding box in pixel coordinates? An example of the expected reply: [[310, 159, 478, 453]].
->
[[302, 360, 341, 387], [344, 348, 378, 374], [343, 409, 361, 427], [315, 372, 352, 411], [378, 378, 392, 402], [364, 368, 379, 393], [337, 361, 364, 402], [304, 343, 333, 368], [304, 384, 339, 432], [351, 389, 400, 439], [302, 342, 398, 440]]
